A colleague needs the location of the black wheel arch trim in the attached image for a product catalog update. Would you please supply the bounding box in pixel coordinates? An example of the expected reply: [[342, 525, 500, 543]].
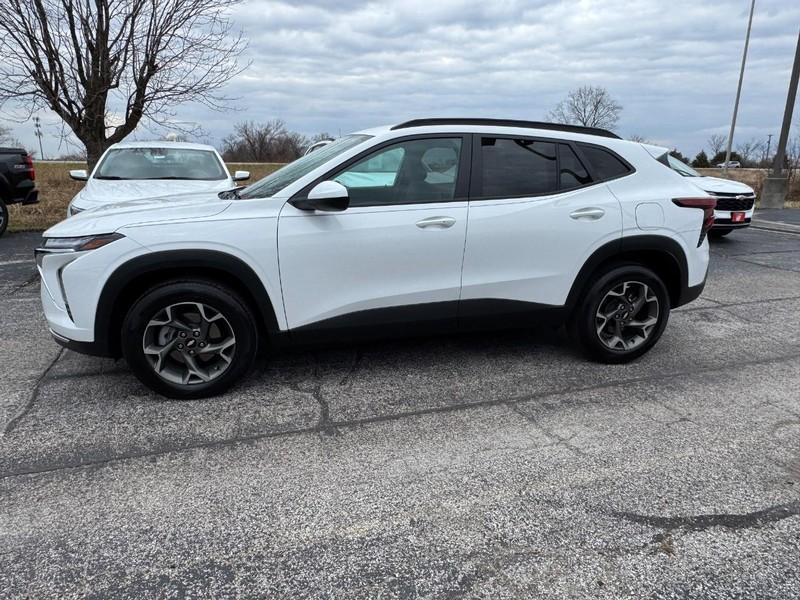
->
[[94, 249, 281, 357], [565, 235, 693, 311]]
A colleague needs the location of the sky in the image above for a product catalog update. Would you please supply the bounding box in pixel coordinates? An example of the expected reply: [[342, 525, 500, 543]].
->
[[4, 0, 800, 159]]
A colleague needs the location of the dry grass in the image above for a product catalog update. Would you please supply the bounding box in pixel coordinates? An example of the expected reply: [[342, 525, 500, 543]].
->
[[7, 161, 284, 232]]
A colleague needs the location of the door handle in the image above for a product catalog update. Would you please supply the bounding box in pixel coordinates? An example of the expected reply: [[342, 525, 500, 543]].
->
[[570, 207, 605, 220], [416, 216, 456, 229]]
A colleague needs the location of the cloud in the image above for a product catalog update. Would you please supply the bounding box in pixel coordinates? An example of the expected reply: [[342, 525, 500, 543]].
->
[[4, 0, 800, 156]]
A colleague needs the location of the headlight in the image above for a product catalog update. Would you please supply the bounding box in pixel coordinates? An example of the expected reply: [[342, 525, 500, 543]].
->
[[42, 233, 124, 252], [36, 233, 125, 267]]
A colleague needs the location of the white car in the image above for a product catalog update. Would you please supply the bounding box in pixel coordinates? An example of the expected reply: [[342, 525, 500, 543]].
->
[[661, 153, 755, 237], [67, 141, 250, 216], [37, 118, 713, 398], [716, 161, 741, 168]]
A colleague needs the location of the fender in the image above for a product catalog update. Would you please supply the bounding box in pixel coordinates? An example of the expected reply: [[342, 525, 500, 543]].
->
[[565, 235, 689, 311], [95, 249, 281, 357]]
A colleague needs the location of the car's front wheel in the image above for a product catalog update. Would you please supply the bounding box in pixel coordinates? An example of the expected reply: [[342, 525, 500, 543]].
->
[[121, 280, 258, 399], [571, 265, 670, 363]]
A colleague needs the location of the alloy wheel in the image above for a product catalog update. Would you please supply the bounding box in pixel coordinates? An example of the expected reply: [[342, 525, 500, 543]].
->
[[142, 302, 236, 385], [595, 281, 660, 351]]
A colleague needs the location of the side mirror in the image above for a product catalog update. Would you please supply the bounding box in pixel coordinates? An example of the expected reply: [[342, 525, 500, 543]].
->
[[290, 180, 349, 212], [233, 170, 250, 181], [69, 169, 88, 181]]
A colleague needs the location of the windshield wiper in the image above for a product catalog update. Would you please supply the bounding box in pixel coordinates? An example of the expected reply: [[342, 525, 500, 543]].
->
[[94, 175, 129, 180], [218, 187, 243, 200]]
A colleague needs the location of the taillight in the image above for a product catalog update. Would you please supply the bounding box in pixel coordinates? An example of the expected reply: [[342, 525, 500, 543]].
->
[[672, 197, 716, 246], [24, 154, 35, 181]]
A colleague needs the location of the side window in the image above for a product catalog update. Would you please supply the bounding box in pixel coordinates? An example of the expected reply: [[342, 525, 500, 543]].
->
[[334, 138, 462, 206], [578, 144, 632, 181], [558, 144, 592, 189], [335, 147, 405, 189], [480, 138, 557, 198]]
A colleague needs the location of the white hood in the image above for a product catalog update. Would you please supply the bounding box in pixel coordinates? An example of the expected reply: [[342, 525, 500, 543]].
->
[[695, 176, 754, 195], [47, 193, 232, 237], [71, 178, 236, 209]]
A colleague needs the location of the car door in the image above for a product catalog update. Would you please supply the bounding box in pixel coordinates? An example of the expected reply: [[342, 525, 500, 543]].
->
[[460, 135, 623, 314], [278, 135, 471, 334]]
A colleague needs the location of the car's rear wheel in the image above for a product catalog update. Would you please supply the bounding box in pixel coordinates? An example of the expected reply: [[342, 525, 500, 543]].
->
[[0, 200, 9, 237], [121, 280, 258, 399], [709, 228, 733, 238], [570, 265, 670, 363]]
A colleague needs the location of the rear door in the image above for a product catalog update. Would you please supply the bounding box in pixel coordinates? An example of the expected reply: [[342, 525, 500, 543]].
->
[[460, 135, 624, 313], [278, 135, 471, 333]]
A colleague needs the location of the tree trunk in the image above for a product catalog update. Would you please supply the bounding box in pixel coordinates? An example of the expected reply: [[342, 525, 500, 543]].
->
[[84, 137, 108, 173]]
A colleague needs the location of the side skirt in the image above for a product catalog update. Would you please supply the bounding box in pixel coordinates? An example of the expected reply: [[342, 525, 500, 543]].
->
[[286, 299, 567, 348]]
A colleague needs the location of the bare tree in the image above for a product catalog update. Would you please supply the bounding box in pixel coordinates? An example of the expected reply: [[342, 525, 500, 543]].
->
[[628, 134, 650, 143], [707, 134, 727, 157], [221, 120, 308, 163], [0, 0, 247, 168], [547, 86, 622, 130], [0, 123, 22, 148], [735, 138, 764, 167]]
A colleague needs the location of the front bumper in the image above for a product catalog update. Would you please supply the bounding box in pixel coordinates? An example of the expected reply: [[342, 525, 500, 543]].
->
[[49, 328, 111, 357]]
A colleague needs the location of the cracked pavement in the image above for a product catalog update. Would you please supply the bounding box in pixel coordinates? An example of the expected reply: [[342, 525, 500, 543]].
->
[[1, 228, 799, 598]]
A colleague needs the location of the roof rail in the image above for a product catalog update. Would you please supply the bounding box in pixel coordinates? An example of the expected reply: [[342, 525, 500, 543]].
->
[[390, 118, 621, 139]]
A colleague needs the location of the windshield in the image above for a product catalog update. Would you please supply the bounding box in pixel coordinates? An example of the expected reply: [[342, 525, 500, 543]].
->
[[667, 154, 701, 178], [239, 135, 372, 199], [94, 147, 227, 181]]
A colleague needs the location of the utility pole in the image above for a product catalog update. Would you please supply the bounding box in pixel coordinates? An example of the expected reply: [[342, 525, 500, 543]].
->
[[765, 133, 773, 165], [33, 115, 45, 160], [762, 27, 800, 209], [723, 0, 756, 176]]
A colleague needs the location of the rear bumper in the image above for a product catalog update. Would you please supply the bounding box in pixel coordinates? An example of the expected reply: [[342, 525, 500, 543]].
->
[[712, 217, 751, 229], [4, 187, 39, 205], [677, 276, 706, 307]]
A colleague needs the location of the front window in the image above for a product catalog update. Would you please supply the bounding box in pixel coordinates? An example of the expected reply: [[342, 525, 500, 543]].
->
[[667, 154, 702, 178], [94, 148, 227, 181], [239, 135, 372, 199], [333, 137, 463, 206]]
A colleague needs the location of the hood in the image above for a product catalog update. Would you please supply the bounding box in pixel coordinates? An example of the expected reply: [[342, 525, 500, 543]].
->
[[46, 192, 232, 237], [696, 176, 754, 195], [71, 178, 235, 208]]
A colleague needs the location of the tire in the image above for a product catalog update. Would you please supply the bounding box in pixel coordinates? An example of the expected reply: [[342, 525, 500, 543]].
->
[[708, 228, 733, 239], [570, 264, 670, 364], [0, 200, 8, 237], [121, 280, 259, 399]]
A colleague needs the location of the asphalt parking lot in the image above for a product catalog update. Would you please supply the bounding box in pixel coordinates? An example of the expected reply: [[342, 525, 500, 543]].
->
[[1, 227, 799, 599]]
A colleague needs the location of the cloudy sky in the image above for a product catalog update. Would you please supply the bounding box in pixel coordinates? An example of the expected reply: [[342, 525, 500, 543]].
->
[[7, 0, 800, 158]]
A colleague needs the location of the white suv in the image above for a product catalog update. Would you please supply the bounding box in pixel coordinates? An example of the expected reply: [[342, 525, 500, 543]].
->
[[37, 119, 714, 398]]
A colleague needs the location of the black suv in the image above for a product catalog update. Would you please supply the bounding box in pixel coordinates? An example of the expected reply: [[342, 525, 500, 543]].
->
[[0, 147, 39, 236]]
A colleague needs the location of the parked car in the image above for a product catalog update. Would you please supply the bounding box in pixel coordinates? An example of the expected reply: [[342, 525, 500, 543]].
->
[[715, 161, 741, 168], [659, 153, 755, 237], [37, 118, 713, 398], [66, 141, 250, 216], [0, 147, 38, 236]]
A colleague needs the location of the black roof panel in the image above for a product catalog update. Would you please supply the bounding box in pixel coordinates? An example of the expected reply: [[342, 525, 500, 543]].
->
[[391, 118, 621, 139]]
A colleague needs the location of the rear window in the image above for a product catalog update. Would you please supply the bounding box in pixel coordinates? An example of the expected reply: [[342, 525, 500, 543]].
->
[[480, 137, 558, 198], [578, 144, 632, 181]]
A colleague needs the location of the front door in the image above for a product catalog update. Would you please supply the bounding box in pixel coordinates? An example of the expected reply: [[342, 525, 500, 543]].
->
[[278, 135, 470, 335]]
